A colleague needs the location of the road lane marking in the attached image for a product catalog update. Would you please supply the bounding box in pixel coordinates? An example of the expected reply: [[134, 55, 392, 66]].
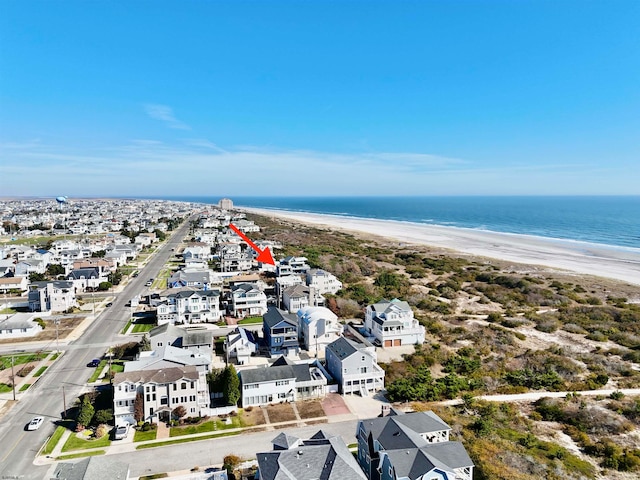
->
[[1, 430, 26, 463]]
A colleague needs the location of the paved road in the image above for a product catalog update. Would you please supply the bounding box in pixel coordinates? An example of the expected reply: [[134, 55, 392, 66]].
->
[[0, 218, 194, 480]]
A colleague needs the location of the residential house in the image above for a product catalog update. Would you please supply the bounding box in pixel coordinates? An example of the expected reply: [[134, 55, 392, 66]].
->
[[149, 323, 214, 351], [224, 327, 258, 365], [0, 313, 43, 339], [104, 249, 128, 267], [28, 280, 77, 312], [297, 306, 342, 357], [233, 219, 260, 233], [220, 252, 253, 273], [365, 299, 425, 347], [72, 258, 116, 274], [275, 274, 305, 305], [256, 430, 367, 480], [51, 456, 130, 480], [230, 283, 268, 318], [113, 365, 202, 425], [66, 267, 103, 293], [325, 337, 385, 396], [15, 259, 46, 276], [0, 276, 28, 294], [182, 244, 210, 261], [278, 256, 310, 275], [306, 269, 343, 295], [239, 356, 330, 408], [356, 409, 474, 480], [263, 307, 299, 357], [167, 268, 219, 289], [156, 288, 221, 325]]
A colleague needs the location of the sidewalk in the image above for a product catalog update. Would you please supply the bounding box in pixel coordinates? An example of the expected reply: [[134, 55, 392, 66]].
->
[[33, 403, 358, 466]]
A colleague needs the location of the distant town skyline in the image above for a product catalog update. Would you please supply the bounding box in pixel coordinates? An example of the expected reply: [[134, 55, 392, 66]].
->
[[1, 1, 639, 197]]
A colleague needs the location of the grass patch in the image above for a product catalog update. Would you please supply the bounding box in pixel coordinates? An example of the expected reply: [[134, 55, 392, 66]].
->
[[19, 383, 31, 391], [170, 416, 246, 437], [0, 308, 17, 314], [0, 352, 48, 370], [238, 316, 263, 325], [134, 428, 158, 442], [33, 366, 47, 377], [120, 319, 132, 334], [131, 322, 155, 333], [137, 430, 248, 449], [61, 432, 111, 452], [50, 352, 61, 361], [42, 425, 67, 455], [87, 361, 107, 383], [140, 474, 169, 480], [0, 383, 12, 393], [57, 450, 106, 460]]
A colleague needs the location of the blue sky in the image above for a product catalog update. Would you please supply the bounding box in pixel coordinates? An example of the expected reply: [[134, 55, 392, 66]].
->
[[1, 0, 639, 197]]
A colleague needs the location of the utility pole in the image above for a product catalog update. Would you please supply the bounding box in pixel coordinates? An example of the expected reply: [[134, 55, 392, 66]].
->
[[54, 319, 60, 353], [62, 385, 67, 419], [10, 355, 16, 401]]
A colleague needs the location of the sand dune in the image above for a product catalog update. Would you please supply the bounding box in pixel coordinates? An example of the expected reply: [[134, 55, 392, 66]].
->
[[241, 207, 640, 286]]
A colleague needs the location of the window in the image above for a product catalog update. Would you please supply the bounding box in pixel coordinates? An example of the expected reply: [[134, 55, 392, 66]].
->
[[146, 394, 150, 401], [173, 384, 177, 391], [152, 394, 156, 400], [181, 382, 187, 390]]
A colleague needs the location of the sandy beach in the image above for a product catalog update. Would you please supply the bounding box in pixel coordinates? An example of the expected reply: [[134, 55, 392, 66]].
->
[[241, 207, 640, 287]]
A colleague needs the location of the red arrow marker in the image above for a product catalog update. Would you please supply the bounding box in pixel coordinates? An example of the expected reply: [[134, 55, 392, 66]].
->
[[228, 223, 275, 266]]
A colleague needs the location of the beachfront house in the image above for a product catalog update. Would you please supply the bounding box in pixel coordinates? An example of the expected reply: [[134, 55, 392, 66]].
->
[[306, 268, 343, 295], [297, 306, 342, 357], [325, 337, 385, 395], [365, 299, 425, 347], [357, 409, 474, 480]]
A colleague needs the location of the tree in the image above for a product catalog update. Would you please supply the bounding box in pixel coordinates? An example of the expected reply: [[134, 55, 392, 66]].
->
[[94, 409, 114, 424], [92, 250, 106, 258], [46, 264, 65, 276], [223, 454, 241, 475], [222, 365, 240, 406], [29, 272, 46, 282], [98, 281, 112, 291], [77, 395, 95, 428], [134, 392, 144, 423], [153, 228, 166, 241], [172, 405, 187, 421], [140, 334, 151, 352]]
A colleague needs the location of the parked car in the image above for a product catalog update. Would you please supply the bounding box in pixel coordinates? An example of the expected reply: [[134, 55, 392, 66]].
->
[[105, 302, 113, 307], [114, 424, 129, 440], [27, 416, 44, 431], [132, 272, 139, 277], [87, 358, 101, 367], [145, 280, 153, 287]]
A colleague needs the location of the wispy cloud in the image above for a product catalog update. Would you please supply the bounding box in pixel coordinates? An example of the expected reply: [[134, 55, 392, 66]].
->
[[1, 139, 636, 197], [144, 104, 191, 130]]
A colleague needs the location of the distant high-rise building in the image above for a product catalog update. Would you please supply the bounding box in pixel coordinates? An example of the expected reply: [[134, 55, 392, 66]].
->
[[218, 198, 233, 210]]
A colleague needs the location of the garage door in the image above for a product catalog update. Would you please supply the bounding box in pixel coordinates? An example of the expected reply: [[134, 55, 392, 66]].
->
[[393, 339, 402, 346], [384, 340, 393, 347]]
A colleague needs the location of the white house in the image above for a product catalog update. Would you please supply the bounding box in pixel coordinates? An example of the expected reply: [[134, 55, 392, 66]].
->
[[224, 327, 258, 365], [66, 267, 104, 292], [297, 306, 342, 357], [156, 288, 221, 325], [325, 337, 385, 396], [0, 276, 28, 294], [182, 244, 210, 261], [28, 281, 77, 313], [229, 283, 268, 318], [306, 269, 343, 295], [15, 259, 46, 276], [0, 313, 43, 339], [113, 366, 202, 425], [365, 299, 425, 347], [239, 357, 330, 408]]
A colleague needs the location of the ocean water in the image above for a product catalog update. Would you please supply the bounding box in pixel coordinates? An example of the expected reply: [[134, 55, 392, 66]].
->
[[163, 196, 640, 250]]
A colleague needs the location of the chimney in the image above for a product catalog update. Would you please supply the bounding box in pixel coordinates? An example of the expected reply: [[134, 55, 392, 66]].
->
[[381, 404, 391, 417]]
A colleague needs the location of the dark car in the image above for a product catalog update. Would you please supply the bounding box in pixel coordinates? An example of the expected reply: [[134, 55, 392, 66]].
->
[[87, 358, 101, 367], [105, 302, 113, 307]]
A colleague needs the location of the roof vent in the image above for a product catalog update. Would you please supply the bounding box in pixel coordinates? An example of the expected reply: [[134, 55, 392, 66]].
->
[[298, 450, 303, 455]]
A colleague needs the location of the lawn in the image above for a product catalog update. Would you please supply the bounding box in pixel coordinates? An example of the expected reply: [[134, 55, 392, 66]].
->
[[0, 308, 17, 314], [0, 352, 48, 370], [19, 383, 31, 391], [134, 429, 158, 442], [57, 450, 106, 460], [42, 425, 68, 455], [33, 366, 48, 377], [169, 416, 245, 437], [120, 319, 132, 334], [87, 361, 107, 383], [265, 403, 297, 423], [238, 316, 263, 325], [295, 400, 326, 419], [131, 322, 155, 333], [0, 383, 12, 393], [61, 432, 111, 452]]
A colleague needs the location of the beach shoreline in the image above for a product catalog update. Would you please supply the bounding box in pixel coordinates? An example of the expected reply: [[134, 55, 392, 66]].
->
[[240, 207, 640, 286]]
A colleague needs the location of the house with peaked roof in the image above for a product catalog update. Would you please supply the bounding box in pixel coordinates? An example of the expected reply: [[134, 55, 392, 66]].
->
[[306, 268, 343, 295], [66, 267, 104, 292], [357, 409, 474, 480], [230, 283, 268, 318], [149, 323, 214, 351], [239, 356, 330, 408], [297, 306, 342, 357], [257, 430, 367, 480], [113, 365, 202, 425], [224, 327, 258, 365], [365, 299, 425, 347], [263, 306, 299, 357], [155, 287, 221, 325], [51, 456, 129, 480], [0, 276, 28, 294], [167, 268, 219, 289], [325, 337, 385, 395], [28, 280, 77, 312]]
